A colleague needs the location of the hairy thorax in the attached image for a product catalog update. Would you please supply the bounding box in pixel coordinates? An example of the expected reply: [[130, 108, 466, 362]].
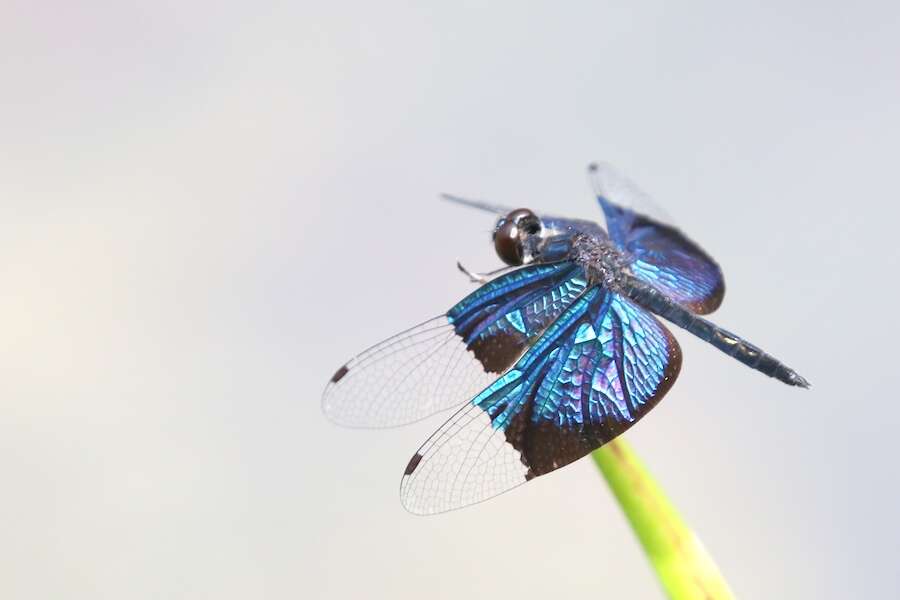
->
[[571, 233, 631, 291]]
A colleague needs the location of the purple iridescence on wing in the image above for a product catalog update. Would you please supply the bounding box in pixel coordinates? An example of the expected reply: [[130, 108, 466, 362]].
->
[[625, 216, 725, 314], [399, 285, 681, 514], [528, 291, 676, 430], [598, 195, 725, 314], [469, 285, 679, 444], [589, 163, 724, 313]]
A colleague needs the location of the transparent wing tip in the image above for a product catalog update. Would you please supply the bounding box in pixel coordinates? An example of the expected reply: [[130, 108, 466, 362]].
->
[[586, 161, 628, 199], [585, 161, 674, 224]]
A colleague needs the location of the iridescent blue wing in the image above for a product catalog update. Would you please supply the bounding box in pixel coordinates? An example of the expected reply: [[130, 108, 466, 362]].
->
[[400, 285, 681, 514], [322, 262, 588, 428], [447, 262, 589, 372], [590, 163, 725, 314]]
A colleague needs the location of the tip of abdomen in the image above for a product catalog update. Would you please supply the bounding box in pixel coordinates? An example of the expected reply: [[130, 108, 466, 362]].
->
[[786, 370, 811, 389]]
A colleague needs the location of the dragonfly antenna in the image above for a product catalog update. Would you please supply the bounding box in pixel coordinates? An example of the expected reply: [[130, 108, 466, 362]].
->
[[440, 193, 512, 216]]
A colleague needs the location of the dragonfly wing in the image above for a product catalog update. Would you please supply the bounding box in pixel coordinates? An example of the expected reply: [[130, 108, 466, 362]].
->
[[400, 286, 681, 514], [322, 262, 588, 428], [590, 162, 725, 314]]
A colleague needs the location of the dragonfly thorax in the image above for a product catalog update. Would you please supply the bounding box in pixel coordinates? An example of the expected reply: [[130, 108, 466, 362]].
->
[[572, 233, 630, 290]]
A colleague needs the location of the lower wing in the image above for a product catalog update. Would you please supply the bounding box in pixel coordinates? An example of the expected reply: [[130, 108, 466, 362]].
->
[[400, 285, 682, 514]]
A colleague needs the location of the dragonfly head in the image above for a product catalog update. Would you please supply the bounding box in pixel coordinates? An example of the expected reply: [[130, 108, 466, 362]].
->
[[493, 208, 544, 265]]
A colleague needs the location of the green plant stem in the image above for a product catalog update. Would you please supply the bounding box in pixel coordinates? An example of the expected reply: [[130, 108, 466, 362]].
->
[[592, 438, 736, 600]]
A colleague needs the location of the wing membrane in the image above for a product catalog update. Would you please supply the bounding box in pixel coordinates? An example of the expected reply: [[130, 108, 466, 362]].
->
[[590, 163, 725, 313], [322, 262, 587, 428], [400, 286, 681, 514]]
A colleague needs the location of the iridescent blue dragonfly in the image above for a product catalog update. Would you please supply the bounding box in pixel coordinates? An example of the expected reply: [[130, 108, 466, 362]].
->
[[323, 163, 808, 515]]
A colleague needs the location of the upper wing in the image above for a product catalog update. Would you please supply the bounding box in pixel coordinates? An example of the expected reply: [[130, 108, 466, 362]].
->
[[400, 285, 681, 515], [590, 163, 725, 314], [322, 262, 588, 428]]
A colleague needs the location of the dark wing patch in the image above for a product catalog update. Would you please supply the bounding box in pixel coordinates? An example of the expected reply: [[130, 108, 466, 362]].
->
[[400, 286, 681, 514], [404, 453, 424, 476], [330, 365, 349, 383]]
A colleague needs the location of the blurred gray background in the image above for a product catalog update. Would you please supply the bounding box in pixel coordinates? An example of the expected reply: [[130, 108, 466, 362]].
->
[[2, 1, 898, 598]]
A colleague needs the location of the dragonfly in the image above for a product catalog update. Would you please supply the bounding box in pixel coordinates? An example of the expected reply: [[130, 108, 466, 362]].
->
[[322, 163, 809, 515]]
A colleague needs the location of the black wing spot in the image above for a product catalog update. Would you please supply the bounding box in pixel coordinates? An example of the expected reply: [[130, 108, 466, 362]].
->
[[330, 365, 349, 383], [404, 453, 424, 475]]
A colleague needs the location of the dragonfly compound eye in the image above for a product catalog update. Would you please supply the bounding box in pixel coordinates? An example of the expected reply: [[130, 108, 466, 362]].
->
[[494, 208, 541, 266], [494, 219, 524, 265]]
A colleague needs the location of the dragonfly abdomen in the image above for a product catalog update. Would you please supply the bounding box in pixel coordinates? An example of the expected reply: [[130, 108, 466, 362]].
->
[[622, 276, 810, 388]]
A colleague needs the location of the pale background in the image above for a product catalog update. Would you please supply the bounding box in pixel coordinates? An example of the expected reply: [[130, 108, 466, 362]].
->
[[2, 1, 898, 598]]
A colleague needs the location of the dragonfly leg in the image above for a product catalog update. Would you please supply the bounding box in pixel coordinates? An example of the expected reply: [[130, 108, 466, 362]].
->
[[456, 261, 514, 284]]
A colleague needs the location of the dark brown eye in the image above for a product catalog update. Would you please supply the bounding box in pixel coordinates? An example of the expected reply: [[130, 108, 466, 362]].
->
[[493, 208, 541, 265], [494, 219, 523, 265]]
